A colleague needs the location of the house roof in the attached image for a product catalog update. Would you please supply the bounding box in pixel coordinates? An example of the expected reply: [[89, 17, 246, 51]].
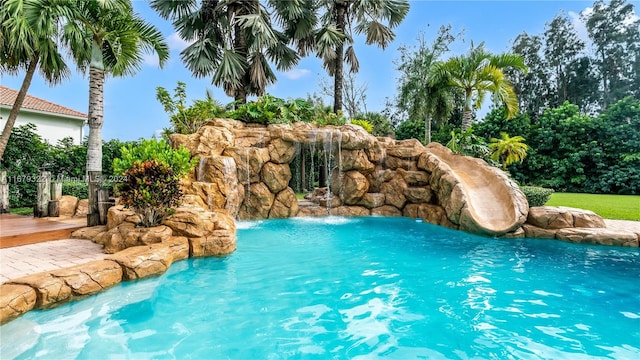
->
[[0, 85, 87, 120]]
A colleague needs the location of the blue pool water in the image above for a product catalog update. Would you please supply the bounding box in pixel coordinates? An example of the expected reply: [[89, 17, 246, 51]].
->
[[2, 217, 639, 359]]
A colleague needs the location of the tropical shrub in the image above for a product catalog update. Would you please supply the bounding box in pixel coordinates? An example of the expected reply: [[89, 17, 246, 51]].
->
[[520, 186, 554, 207], [62, 180, 88, 199], [156, 82, 226, 134], [113, 139, 196, 177], [489, 132, 529, 169], [350, 119, 373, 133], [315, 111, 347, 126], [118, 160, 182, 227], [229, 95, 314, 124], [446, 128, 491, 161]]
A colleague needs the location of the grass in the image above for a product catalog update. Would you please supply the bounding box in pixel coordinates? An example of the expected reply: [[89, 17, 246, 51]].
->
[[546, 193, 640, 221], [9, 207, 33, 216]]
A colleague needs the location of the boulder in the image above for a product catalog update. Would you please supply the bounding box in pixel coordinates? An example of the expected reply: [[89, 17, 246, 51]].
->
[[357, 193, 386, 209], [269, 188, 299, 218], [223, 147, 270, 184], [191, 156, 242, 215], [340, 149, 375, 173], [502, 227, 525, 238], [365, 139, 386, 164], [196, 125, 234, 156], [400, 169, 430, 186], [163, 236, 190, 262], [403, 203, 456, 229], [371, 205, 402, 217], [380, 174, 407, 209], [332, 206, 370, 217], [169, 133, 200, 155], [71, 225, 107, 241], [237, 182, 275, 220], [9, 273, 72, 308], [190, 230, 237, 257], [268, 138, 297, 164], [107, 205, 137, 230], [404, 187, 434, 204], [386, 139, 424, 158], [164, 207, 215, 238], [555, 228, 638, 247], [339, 125, 377, 150], [527, 207, 574, 229], [0, 284, 36, 325], [559, 207, 606, 228], [74, 199, 89, 218], [384, 156, 418, 170], [261, 162, 291, 194], [522, 224, 557, 239], [297, 206, 328, 217], [49, 260, 123, 297], [59, 195, 79, 217], [232, 127, 270, 148], [332, 170, 369, 205], [107, 243, 174, 280]]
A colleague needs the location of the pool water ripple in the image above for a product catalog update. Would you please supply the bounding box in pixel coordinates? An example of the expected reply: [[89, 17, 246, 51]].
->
[[1, 217, 639, 359]]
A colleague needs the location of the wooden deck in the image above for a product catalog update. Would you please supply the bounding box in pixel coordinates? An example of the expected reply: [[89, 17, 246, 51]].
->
[[0, 214, 86, 249]]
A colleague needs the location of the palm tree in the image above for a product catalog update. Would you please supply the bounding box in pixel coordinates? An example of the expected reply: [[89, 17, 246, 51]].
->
[[315, 0, 410, 113], [435, 43, 527, 131], [489, 132, 529, 169], [151, 0, 315, 104], [397, 28, 456, 144], [0, 0, 70, 160], [26, 0, 169, 225]]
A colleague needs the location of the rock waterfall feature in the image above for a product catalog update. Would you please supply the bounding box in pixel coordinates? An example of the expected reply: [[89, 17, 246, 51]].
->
[[171, 119, 530, 237]]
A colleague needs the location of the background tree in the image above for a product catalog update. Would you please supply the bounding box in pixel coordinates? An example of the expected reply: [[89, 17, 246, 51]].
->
[[317, 72, 367, 119], [395, 26, 458, 144], [151, 0, 315, 104], [435, 43, 527, 131], [27, 0, 169, 225], [315, 0, 409, 113], [583, 0, 639, 109], [0, 0, 70, 159], [543, 12, 585, 107]]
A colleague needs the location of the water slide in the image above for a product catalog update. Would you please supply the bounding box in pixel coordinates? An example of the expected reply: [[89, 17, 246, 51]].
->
[[424, 143, 529, 236]]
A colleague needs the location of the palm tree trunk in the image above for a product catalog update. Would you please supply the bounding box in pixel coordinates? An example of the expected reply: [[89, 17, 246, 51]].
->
[[0, 58, 39, 160], [425, 114, 432, 144], [86, 67, 104, 226], [461, 109, 473, 132], [333, 3, 347, 114]]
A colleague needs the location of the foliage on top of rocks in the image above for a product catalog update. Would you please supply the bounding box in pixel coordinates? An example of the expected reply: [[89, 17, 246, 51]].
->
[[113, 139, 196, 177], [520, 186, 554, 207]]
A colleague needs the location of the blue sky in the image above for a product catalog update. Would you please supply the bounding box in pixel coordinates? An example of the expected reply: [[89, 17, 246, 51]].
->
[[2, 0, 601, 141]]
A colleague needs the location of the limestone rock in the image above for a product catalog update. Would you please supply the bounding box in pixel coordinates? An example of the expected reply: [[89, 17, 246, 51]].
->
[[169, 133, 200, 156], [75, 199, 89, 218], [357, 193, 386, 209], [555, 228, 638, 247], [107, 205, 137, 230], [527, 207, 574, 229], [559, 207, 606, 228], [403, 203, 456, 229], [380, 174, 407, 209], [384, 156, 418, 170], [232, 127, 270, 148], [163, 236, 190, 262], [261, 162, 291, 193], [59, 195, 79, 217], [365, 140, 386, 164], [196, 125, 234, 156], [49, 260, 123, 296], [332, 206, 370, 217], [404, 188, 434, 204], [237, 182, 275, 219], [191, 155, 242, 215], [400, 169, 430, 186], [223, 147, 270, 184], [0, 284, 36, 325], [190, 230, 237, 257], [339, 125, 377, 150], [522, 224, 558, 239], [9, 273, 72, 308], [386, 139, 424, 158], [268, 138, 297, 164], [371, 205, 402, 217], [107, 243, 174, 280], [269, 188, 299, 218], [502, 227, 525, 238], [100, 223, 172, 254], [340, 149, 375, 173], [332, 170, 369, 205], [366, 169, 395, 192], [71, 225, 107, 241], [297, 206, 328, 217]]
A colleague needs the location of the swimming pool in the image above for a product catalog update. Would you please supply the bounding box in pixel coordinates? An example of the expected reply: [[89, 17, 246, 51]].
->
[[2, 217, 639, 359]]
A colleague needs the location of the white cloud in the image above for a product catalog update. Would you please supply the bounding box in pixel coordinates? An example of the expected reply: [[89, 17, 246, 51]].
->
[[143, 53, 160, 67], [167, 32, 192, 52], [282, 68, 311, 80], [568, 10, 590, 45]]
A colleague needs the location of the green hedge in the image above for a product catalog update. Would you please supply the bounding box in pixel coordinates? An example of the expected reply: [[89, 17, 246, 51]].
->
[[62, 180, 88, 199], [520, 186, 554, 207]]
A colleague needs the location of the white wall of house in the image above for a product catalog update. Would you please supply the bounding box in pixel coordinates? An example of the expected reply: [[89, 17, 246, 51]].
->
[[0, 108, 85, 145]]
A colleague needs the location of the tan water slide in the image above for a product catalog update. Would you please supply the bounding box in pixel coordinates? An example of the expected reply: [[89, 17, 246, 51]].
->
[[425, 143, 529, 236]]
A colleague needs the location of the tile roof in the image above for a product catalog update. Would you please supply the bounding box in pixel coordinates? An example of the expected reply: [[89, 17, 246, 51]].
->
[[0, 85, 87, 119]]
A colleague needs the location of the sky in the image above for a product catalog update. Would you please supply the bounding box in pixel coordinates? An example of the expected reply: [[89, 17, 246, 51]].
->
[[1, 0, 606, 141]]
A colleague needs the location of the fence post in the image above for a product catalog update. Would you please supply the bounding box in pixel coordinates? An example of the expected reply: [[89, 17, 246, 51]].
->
[[0, 171, 8, 214], [35, 171, 51, 217]]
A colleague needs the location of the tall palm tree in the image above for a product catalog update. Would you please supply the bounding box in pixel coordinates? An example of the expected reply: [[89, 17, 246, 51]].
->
[[151, 0, 315, 104], [26, 0, 169, 225], [316, 0, 410, 113], [0, 0, 70, 160], [435, 43, 527, 131], [489, 132, 529, 169], [397, 28, 456, 144]]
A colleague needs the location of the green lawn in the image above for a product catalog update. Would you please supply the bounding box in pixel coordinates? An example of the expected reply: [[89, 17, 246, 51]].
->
[[9, 207, 33, 216], [545, 193, 640, 221]]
